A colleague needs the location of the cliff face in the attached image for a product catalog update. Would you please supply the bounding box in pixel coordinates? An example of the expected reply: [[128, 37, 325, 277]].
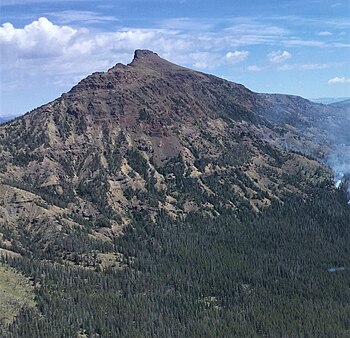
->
[[0, 50, 343, 260]]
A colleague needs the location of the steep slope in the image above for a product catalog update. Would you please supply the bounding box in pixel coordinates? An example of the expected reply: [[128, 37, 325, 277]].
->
[[258, 93, 350, 157]]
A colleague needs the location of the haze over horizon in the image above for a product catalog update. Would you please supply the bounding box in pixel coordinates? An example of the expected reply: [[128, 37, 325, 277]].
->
[[0, 0, 349, 117]]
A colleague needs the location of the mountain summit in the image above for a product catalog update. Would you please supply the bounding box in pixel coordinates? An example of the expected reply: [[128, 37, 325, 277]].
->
[[129, 49, 185, 70], [131, 49, 161, 63], [134, 49, 157, 58]]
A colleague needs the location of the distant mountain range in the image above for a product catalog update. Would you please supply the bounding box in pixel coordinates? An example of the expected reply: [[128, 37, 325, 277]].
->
[[311, 97, 350, 104], [329, 98, 350, 109], [1, 50, 350, 337], [0, 115, 16, 124]]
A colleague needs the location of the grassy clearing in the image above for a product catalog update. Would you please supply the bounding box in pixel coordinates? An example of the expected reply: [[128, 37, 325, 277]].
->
[[0, 264, 35, 328]]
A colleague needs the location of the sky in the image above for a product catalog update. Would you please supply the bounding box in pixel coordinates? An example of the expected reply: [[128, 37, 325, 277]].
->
[[0, 0, 349, 118]]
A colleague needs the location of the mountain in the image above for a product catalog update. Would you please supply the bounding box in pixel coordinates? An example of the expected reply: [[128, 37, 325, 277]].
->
[[311, 97, 350, 104], [329, 98, 350, 109], [0, 115, 17, 124], [1, 50, 350, 337], [0, 50, 338, 253]]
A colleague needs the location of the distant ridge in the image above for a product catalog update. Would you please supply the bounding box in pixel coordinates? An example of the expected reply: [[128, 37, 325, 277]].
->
[[311, 97, 350, 104], [329, 98, 350, 109], [0, 115, 17, 124]]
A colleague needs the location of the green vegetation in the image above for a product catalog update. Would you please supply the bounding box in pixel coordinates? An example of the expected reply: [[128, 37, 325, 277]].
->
[[1, 120, 347, 337], [1, 184, 350, 337], [0, 263, 35, 329]]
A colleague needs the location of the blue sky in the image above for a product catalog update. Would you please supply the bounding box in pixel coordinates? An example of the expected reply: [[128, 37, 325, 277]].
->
[[0, 0, 349, 117]]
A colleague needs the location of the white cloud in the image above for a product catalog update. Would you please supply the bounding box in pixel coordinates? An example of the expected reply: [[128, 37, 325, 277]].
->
[[2, 17, 278, 91], [267, 50, 291, 63], [189, 52, 220, 70], [45, 10, 118, 25], [0, 18, 192, 87], [0, 16, 347, 104], [0, 17, 79, 58], [278, 63, 334, 71], [265, 15, 350, 31], [225, 50, 249, 64], [323, 18, 350, 30], [283, 39, 325, 47], [328, 76, 350, 84], [318, 31, 332, 36], [247, 65, 264, 72], [159, 18, 214, 31]]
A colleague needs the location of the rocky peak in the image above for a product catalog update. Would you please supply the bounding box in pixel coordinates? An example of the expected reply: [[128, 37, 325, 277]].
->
[[133, 49, 159, 60], [69, 50, 181, 95], [129, 49, 183, 72]]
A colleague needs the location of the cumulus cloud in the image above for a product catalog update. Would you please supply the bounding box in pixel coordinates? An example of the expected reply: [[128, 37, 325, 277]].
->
[[0, 17, 193, 89], [328, 76, 350, 84], [225, 50, 249, 64], [0, 17, 78, 58], [0, 17, 260, 91], [318, 31, 332, 36], [0, 17, 191, 62], [0, 16, 346, 106], [189, 52, 221, 69], [267, 50, 291, 63]]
